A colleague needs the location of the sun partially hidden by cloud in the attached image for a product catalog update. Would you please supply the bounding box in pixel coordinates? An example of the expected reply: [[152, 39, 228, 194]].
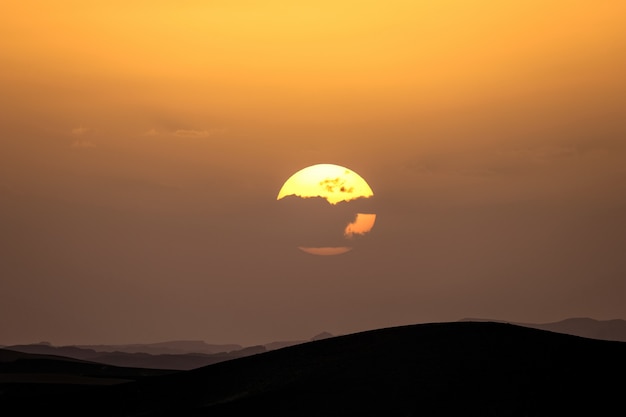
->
[[277, 164, 374, 205], [344, 213, 376, 238]]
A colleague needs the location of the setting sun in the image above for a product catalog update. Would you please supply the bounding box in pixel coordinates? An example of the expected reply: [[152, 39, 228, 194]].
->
[[277, 164, 374, 205], [2, 2, 625, 409], [277, 164, 376, 255]]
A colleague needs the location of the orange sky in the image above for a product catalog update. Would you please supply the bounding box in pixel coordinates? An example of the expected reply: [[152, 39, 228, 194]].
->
[[1, 1, 625, 345]]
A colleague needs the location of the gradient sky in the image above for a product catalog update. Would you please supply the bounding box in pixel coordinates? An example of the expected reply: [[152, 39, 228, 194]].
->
[[2, 1, 625, 346]]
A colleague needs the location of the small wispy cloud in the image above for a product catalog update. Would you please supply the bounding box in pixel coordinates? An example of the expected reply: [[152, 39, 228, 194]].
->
[[142, 127, 226, 139], [71, 138, 96, 149], [71, 126, 89, 136], [173, 129, 217, 138], [498, 145, 579, 162], [319, 177, 354, 194], [69, 126, 95, 148]]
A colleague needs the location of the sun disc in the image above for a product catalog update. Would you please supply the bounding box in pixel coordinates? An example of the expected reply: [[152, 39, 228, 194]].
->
[[277, 163, 373, 205], [277, 163, 376, 255]]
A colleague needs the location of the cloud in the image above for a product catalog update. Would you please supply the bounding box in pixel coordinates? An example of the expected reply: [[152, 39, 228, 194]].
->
[[69, 126, 95, 148], [71, 138, 96, 149], [173, 128, 224, 138], [319, 177, 354, 194], [401, 143, 591, 181], [497, 145, 579, 163], [71, 126, 89, 135], [141, 127, 227, 138]]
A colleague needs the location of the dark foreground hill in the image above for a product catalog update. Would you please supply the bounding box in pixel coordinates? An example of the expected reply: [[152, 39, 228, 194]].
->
[[2, 321, 625, 416], [0, 348, 177, 408], [0, 349, 175, 382]]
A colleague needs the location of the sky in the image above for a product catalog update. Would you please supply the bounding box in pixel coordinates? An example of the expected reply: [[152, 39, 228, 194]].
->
[[1, 1, 626, 347]]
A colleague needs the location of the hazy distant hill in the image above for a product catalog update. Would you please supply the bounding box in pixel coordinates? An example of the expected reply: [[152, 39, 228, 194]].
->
[[2, 321, 625, 416], [76, 340, 242, 355], [5, 333, 334, 370], [460, 317, 626, 342], [4, 343, 266, 370]]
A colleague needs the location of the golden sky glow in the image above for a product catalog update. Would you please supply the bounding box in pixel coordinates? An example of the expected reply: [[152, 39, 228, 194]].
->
[[1, 1, 625, 346], [277, 164, 374, 205], [5, 0, 625, 132]]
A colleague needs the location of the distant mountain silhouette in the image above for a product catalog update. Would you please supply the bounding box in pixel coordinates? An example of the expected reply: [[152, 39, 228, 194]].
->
[[460, 317, 626, 342], [76, 340, 243, 355], [4, 343, 266, 371], [4, 333, 334, 370], [2, 321, 625, 416]]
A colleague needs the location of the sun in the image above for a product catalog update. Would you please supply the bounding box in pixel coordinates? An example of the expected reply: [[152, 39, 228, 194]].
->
[[277, 164, 376, 255], [277, 163, 373, 205]]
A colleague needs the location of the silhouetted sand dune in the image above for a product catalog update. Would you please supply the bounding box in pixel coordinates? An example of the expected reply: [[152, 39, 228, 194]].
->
[[0, 348, 177, 383], [0, 347, 178, 406], [2, 322, 625, 416]]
